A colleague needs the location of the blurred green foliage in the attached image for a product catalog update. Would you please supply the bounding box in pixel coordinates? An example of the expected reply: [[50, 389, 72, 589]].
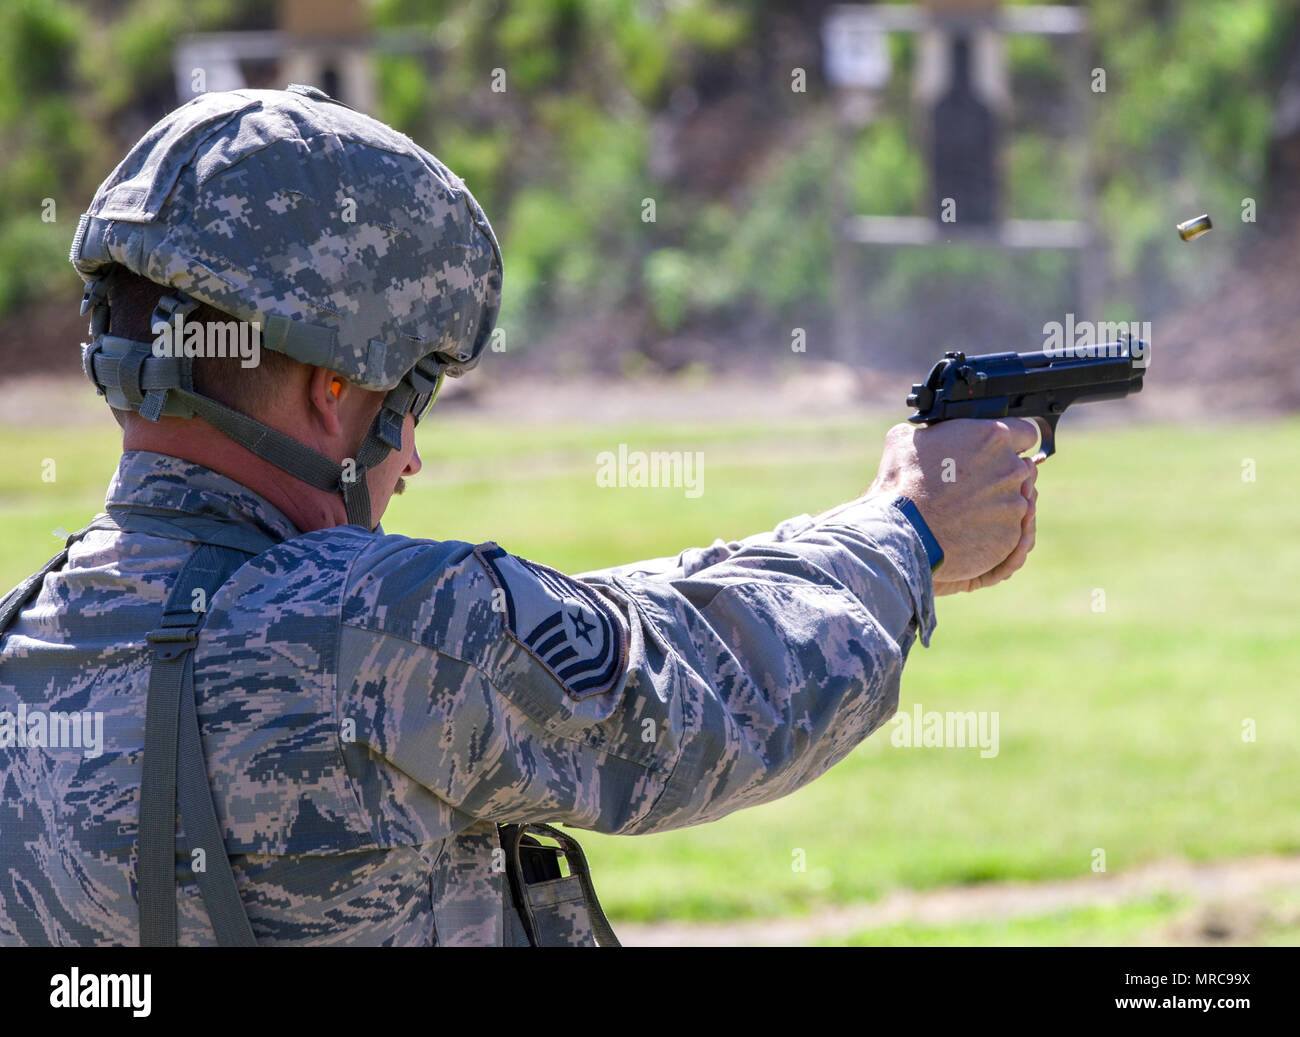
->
[[0, 0, 267, 315], [0, 0, 1293, 362], [0, 0, 87, 315]]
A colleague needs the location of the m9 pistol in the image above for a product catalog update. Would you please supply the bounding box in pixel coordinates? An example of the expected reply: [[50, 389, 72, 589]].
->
[[905, 341, 1148, 458]]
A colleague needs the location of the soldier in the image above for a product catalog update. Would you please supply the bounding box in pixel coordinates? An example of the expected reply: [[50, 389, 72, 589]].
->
[[0, 86, 1038, 946]]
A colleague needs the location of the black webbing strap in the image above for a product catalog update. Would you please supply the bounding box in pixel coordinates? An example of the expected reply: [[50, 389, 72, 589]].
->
[[501, 822, 621, 947], [536, 823, 621, 948], [138, 542, 261, 947]]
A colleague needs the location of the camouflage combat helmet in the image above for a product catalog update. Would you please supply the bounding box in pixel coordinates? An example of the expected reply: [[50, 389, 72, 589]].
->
[[71, 84, 503, 530]]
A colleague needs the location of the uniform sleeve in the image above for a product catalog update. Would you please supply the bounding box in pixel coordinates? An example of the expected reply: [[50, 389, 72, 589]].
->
[[336, 493, 936, 838], [573, 512, 822, 582]]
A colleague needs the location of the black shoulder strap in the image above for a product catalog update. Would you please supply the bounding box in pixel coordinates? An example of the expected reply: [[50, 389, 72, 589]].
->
[[138, 542, 261, 947]]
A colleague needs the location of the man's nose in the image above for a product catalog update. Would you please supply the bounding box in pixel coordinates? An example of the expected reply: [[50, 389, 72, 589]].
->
[[405, 443, 422, 477]]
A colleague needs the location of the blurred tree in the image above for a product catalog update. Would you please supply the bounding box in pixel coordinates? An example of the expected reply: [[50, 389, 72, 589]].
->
[[0, 0, 1295, 379]]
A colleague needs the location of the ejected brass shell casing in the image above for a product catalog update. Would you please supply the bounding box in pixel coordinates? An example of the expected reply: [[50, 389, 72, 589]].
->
[[1177, 214, 1213, 241]]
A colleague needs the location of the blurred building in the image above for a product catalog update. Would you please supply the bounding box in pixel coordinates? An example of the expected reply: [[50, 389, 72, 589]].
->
[[173, 0, 378, 111]]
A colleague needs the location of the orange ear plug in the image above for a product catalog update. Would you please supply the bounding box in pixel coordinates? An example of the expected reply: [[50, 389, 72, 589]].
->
[[330, 379, 342, 398]]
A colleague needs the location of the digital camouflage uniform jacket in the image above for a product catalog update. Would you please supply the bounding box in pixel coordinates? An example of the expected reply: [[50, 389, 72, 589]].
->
[[0, 450, 936, 945]]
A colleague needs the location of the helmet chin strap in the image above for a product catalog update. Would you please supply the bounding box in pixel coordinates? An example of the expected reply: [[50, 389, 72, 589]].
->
[[81, 286, 425, 531], [339, 401, 406, 528], [176, 384, 402, 530]]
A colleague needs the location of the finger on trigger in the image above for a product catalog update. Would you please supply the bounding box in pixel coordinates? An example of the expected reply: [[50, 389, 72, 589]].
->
[[997, 418, 1041, 456]]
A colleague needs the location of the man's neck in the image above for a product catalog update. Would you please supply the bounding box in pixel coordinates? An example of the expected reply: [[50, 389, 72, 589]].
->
[[122, 416, 345, 532]]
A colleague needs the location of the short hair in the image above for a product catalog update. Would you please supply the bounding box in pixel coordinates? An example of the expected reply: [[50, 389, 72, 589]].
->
[[106, 269, 303, 415]]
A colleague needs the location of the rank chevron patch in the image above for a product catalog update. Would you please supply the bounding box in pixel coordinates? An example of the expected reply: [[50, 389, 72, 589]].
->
[[475, 545, 628, 699]]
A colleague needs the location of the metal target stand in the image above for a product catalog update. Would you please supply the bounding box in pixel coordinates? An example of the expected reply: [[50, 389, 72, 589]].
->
[[823, 1, 1100, 366]]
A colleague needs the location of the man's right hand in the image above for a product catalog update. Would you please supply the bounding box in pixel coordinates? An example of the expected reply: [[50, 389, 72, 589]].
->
[[869, 419, 1040, 591]]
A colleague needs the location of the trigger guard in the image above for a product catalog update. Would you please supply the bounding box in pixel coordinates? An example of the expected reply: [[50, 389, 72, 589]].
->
[[1029, 416, 1056, 461]]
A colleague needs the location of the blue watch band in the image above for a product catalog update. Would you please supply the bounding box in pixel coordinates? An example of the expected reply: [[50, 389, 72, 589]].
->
[[891, 496, 944, 572]]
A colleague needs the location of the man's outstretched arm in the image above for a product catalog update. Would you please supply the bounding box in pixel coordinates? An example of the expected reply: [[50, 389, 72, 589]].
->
[[336, 419, 1039, 837]]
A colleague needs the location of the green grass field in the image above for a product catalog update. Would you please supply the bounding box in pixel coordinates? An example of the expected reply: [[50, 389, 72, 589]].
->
[[2, 403, 1297, 939], [832, 895, 1193, 947], [826, 887, 1300, 946]]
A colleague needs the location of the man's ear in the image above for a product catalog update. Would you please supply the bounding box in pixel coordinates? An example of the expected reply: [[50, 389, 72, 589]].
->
[[307, 367, 345, 438]]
